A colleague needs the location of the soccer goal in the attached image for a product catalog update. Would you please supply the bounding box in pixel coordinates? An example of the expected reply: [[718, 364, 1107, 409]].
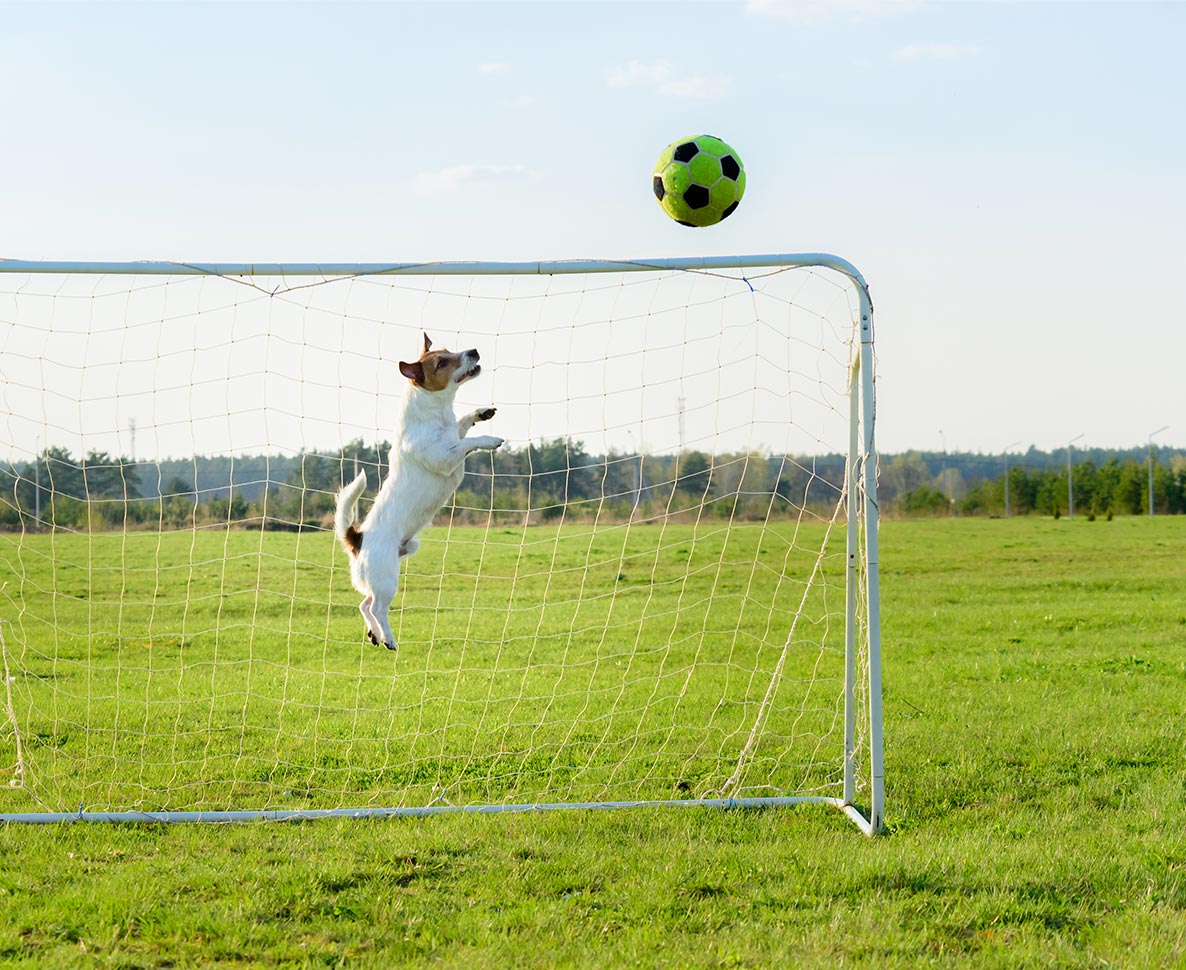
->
[[0, 254, 884, 834]]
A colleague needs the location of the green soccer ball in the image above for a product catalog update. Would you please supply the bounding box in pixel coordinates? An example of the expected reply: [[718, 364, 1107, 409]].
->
[[652, 135, 746, 228]]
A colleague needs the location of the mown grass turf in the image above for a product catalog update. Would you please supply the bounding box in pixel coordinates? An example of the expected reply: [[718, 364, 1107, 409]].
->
[[1, 516, 1185, 968], [0, 517, 855, 814]]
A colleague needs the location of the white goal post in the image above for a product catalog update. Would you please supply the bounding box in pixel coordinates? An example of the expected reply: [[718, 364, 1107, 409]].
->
[[0, 254, 884, 834]]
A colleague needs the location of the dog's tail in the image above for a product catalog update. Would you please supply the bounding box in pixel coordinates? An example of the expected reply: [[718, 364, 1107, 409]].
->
[[334, 471, 368, 557]]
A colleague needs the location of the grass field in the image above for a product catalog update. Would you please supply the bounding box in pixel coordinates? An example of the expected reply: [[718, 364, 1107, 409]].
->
[[1, 516, 855, 815], [2, 516, 1185, 967]]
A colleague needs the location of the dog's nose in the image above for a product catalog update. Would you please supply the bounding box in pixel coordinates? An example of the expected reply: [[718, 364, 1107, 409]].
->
[[468, 349, 479, 361]]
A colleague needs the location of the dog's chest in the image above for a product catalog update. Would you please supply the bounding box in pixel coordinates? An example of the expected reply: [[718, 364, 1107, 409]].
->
[[406, 417, 464, 482]]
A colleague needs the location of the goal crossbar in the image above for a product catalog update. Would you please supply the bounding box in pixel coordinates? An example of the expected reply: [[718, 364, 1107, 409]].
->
[[0, 252, 868, 284]]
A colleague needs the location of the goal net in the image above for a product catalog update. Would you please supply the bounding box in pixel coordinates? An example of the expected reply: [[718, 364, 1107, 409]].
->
[[0, 255, 883, 833]]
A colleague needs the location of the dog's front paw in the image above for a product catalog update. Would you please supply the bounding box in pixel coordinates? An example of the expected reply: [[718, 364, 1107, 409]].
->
[[383, 640, 397, 652], [487, 436, 505, 450], [477, 407, 497, 422]]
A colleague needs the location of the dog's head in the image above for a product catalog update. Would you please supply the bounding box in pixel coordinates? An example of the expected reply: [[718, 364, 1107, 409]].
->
[[399, 333, 481, 392]]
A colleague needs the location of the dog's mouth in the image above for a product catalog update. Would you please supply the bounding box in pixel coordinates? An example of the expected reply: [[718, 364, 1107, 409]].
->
[[456, 363, 481, 383]]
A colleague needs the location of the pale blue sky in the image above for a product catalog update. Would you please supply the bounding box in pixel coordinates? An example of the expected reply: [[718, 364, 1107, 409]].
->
[[2, 0, 1184, 455]]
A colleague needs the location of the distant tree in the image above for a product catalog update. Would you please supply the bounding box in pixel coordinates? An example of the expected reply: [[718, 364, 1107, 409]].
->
[[524, 439, 598, 512], [203, 492, 250, 523], [41, 446, 85, 500], [80, 450, 142, 499], [880, 452, 931, 502], [1167, 464, 1186, 514], [162, 476, 194, 496], [959, 477, 1000, 516], [1111, 462, 1145, 515], [1149, 463, 1172, 515], [1034, 470, 1062, 516], [1092, 459, 1122, 516], [901, 485, 949, 516]]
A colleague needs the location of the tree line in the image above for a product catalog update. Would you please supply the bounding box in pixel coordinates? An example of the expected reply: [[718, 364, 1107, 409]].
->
[[0, 441, 847, 531], [880, 450, 1186, 517], [3, 442, 1182, 531]]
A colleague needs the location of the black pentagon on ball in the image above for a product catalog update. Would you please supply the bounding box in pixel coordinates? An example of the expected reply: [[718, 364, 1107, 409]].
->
[[673, 141, 699, 163], [683, 184, 710, 210], [653, 175, 665, 201], [720, 154, 740, 180], [720, 200, 740, 220]]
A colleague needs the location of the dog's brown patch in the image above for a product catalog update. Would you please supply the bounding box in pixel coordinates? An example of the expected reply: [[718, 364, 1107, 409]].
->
[[398, 335, 480, 392], [416, 351, 464, 391], [398, 359, 426, 384], [343, 524, 363, 556]]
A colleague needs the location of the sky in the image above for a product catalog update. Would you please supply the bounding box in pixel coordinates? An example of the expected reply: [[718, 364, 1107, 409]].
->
[[2, 0, 1184, 458]]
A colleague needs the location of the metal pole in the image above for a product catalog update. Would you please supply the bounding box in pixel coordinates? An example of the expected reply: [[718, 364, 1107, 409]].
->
[[1148, 425, 1169, 517], [0, 252, 872, 281], [625, 431, 640, 519], [1003, 440, 1021, 518], [637, 419, 646, 507], [33, 437, 40, 526], [1067, 433, 1084, 519], [0, 794, 861, 827], [858, 287, 884, 835], [843, 353, 860, 807], [939, 430, 949, 509]]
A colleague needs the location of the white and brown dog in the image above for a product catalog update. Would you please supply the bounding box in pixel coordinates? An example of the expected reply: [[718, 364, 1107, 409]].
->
[[334, 333, 502, 650]]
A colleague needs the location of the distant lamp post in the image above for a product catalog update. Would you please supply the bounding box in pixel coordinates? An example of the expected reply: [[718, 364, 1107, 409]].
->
[[1148, 425, 1169, 517], [626, 430, 641, 517], [1003, 440, 1021, 518], [939, 429, 950, 506], [1066, 433, 1084, 520], [34, 436, 41, 526]]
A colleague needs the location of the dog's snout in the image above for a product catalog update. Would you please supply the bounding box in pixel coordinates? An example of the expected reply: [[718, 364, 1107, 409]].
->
[[467, 349, 479, 361]]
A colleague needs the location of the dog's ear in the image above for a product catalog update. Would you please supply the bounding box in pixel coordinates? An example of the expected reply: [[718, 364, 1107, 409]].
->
[[399, 359, 425, 385], [422, 332, 432, 356]]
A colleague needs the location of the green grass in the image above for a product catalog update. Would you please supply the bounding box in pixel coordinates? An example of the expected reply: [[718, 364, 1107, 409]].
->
[[2, 516, 1186, 967], [0, 518, 852, 814]]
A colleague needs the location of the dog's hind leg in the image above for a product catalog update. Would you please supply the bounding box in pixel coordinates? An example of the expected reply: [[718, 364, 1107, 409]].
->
[[369, 557, 400, 651], [359, 594, 382, 646], [370, 588, 397, 651]]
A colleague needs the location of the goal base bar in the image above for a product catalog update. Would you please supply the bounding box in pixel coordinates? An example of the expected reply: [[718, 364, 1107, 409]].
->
[[1, 796, 881, 834]]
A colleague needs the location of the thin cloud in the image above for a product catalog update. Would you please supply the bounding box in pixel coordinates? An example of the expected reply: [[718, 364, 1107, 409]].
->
[[502, 94, 539, 110], [894, 42, 979, 61], [747, 0, 924, 25], [477, 62, 512, 75], [658, 75, 729, 99], [606, 59, 673, 89], [414, 163, 529, 197], [606, 59, 728, 100]]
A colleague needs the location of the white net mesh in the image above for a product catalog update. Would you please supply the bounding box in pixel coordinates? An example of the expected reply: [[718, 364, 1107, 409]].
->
[[0, 261, 875, 816]]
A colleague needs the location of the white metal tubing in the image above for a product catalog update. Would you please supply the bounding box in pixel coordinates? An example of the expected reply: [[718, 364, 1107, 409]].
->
[[1003, 440, 1021, 519], [1067, 433, 1084, 519], [842, 803, 878, 837], [1148, 425, 1169, 517], [0, 253, 869, 286], [0, 795, 850, 826], [843, 354, 861, 806], [858, 287, 885, 835]]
